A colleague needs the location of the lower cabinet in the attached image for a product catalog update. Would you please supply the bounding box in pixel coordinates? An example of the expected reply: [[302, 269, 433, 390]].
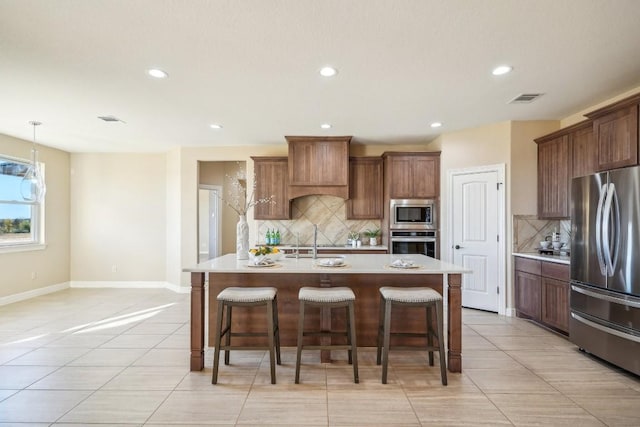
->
[[514, 257, 569, 334]]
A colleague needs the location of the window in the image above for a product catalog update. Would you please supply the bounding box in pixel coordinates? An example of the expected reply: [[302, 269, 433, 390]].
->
[[0, 155, 44, 250]]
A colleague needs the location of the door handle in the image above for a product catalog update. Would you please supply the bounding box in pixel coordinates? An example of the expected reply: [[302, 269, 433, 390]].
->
[[454, 245, 463, 250]]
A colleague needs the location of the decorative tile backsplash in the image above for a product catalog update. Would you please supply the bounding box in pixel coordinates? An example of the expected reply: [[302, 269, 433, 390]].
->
[[256, 195, 381, 246], [513, 215, 571, 253]]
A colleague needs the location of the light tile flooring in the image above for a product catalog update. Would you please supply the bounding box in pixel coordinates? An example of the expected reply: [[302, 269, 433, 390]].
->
[[0, 288, 639, 426]]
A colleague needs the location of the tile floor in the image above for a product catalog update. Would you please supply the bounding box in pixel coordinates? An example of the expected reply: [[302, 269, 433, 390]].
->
[[0, 288, 639, 426]]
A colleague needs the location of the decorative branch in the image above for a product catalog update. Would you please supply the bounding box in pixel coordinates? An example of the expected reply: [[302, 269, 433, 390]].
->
[[219, 162, 274, 216]]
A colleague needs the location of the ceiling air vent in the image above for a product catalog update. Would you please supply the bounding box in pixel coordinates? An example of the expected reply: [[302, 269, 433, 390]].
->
[[509, 93, 544, 104], [98, 115, 125, 123]]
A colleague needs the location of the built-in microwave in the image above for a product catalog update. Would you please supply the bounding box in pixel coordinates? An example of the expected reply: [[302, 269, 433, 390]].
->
[[390, 199, 437, 230]]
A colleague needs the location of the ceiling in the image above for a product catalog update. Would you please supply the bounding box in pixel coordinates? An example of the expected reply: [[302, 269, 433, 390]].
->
[[2, 0, 640, 153]]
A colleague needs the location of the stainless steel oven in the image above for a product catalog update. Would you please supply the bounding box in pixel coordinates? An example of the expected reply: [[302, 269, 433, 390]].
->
[[390, 199, 437, 230], [390, 230, 438, 259]]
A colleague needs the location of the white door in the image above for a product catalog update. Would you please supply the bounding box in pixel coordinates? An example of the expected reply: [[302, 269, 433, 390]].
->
[[450, 167, 504, 312], [198, 185, 222, 262]]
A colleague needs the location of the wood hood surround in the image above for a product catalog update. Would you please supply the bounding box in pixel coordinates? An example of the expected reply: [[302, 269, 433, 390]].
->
[[286, 135, 351, 199]]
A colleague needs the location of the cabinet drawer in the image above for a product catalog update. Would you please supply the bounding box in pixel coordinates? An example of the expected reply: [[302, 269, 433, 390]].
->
[[541, 261, 569, 281], [514, 257, 541, 275]]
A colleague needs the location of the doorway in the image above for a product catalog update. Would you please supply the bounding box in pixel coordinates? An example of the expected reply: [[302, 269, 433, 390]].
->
[[448, 164, 506, 314], [198, 185, 222, 262]]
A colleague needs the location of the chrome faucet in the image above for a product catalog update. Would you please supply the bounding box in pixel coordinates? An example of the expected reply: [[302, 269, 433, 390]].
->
[[312, 224, 318, 259]]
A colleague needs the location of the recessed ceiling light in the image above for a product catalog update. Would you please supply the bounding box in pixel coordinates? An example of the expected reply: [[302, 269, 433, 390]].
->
[[492, 65, 513, 76], [430, 122, 442, 128], [147, 68, 168, 79], [319, 66, 338, 77], [320, 123, 332, 129], [210, 124, 223, 129]]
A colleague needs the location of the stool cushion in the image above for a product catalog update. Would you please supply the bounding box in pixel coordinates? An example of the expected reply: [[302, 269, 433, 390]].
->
[[217, 287, 277, 303], [379, 287, 442, 303], [299, 286, 355, 303]]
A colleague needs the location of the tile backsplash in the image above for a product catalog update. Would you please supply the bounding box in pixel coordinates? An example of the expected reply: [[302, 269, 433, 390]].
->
[[513, 215, 571, 253], [256, 195, 381, 246]]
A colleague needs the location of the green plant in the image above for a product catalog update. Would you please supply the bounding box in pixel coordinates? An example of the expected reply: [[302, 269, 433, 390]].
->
[[348, 230, 360, 241], [364, 228, 380, 238]]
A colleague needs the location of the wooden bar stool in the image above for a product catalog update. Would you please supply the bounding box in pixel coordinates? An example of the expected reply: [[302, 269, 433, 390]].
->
[[295, 286, 359, 384], [212, 287, 281, 384], [376, 286, 447, 385]]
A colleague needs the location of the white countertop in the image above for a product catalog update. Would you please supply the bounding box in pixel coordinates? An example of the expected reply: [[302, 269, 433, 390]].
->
[[184, 253, 470, 274], [256, 245, 388, 251], [512, 252, 570, 265]]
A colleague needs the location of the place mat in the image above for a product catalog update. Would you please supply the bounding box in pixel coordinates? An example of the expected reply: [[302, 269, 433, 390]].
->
[[312, 263, 351, 270], [246, 263, 283, 269], [384, 264, 424, 270]]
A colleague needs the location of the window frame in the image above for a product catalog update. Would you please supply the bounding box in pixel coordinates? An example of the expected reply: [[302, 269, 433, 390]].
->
[[0, 153, 46, 253]]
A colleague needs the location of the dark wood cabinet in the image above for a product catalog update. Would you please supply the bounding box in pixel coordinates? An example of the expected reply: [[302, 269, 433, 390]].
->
[[514, 256, 570, 334], [536, 133, 571, 219], [571, 121, 597, 178], [383, 152, 440, 199], [251, 157, 291, 220], [347, 157, 383, 219], [286, 135, 351, 199], [586, 93, 640, 171]]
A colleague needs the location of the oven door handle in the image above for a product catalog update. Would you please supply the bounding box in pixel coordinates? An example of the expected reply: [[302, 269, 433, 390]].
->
[[391, 238, 436, 243]]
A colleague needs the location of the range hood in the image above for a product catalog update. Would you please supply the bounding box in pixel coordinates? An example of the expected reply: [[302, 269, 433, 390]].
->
[[286, 135, 351, 200]]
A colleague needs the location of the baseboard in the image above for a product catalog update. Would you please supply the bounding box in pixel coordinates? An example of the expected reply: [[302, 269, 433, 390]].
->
[[0, 281, 70, 306], [504, 308, 516, 317], [0, 281, 191, 306]]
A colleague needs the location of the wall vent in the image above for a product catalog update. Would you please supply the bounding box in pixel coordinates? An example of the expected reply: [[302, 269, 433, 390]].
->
[[509, 93, 544, 104], [98, 115, 125, 123]]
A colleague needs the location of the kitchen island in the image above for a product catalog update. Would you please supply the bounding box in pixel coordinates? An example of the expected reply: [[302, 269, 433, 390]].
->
[[184, 253, 469, 373]]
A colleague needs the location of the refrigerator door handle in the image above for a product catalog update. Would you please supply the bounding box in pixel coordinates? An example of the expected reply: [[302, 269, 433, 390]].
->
[[571, 284, 640, 309], [602, 183, 619, 277], [595, 183, 608, 276], [571, 312, 640, 344]]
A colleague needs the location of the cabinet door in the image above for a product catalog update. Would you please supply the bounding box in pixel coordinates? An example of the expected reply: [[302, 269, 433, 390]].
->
[[253, 157, 291, 220], [347, 157, 383, 219], [412, 156, 439, 198], [515, 270, 541, 321], [541, 277, 569, 333], [595, 104, 639, 171], [387, 156, 413, 198], [572, 124, 597, 178], [538, 135, 571, 218]]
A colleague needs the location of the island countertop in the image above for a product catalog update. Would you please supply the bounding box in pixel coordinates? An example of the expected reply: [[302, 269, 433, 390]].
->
[[185, 253, 469, 374], [184, 253, 470, 275]]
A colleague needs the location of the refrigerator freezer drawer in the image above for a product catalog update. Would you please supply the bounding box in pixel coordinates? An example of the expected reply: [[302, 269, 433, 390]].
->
[[570, 312, 640, 376], [570, 283, 640, 330]]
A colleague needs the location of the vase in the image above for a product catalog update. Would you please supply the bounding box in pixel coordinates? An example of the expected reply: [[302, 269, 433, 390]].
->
[[370, 237, 377, 246], [236, 214, 249, 260]]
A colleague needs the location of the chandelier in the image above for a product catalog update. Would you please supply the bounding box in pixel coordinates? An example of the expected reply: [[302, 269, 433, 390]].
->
[[20, 121, 46, 203]]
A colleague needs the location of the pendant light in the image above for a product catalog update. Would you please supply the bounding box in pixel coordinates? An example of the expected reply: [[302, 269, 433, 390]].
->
[[20, 121, 46, 203]]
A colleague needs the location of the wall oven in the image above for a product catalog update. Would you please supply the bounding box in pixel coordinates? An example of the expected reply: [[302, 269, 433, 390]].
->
[[390, 199, 437, 230], [390, 230, 438, 259]]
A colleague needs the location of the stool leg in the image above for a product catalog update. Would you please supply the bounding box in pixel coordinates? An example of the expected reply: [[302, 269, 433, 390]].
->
[[426, 305, 434, 366], [212, 300, 225, 384], [295, 300, 305, 384], [348, 301, 359, 383], [376, 293, 385, 365], [436, 299, 448, 386], [224, 305, 232, 365], [381, 298, 392, 384], [266, 300, 276, 384], [346, 305, 352, 365], [273, 296, 281, 365]]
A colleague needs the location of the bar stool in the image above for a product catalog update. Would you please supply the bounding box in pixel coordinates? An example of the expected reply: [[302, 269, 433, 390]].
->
[[212, 287, 281, 384], [295, 286, 359, 384], [376, 286, 447, 385]]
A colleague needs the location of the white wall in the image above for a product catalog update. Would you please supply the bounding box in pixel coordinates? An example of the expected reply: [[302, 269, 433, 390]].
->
[[70, 153, 166, 281], [0, 133, 70, 299]]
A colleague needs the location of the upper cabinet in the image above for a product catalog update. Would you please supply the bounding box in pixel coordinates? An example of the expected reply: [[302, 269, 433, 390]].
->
[[347, 157, 383, 219], [585, 93, 640, 171], [286, 135, 351, 199], [383, 152, 440, 199], [251, 157, 291, 220], [571, 121, 597, 178], [536, 132, 572, 219]]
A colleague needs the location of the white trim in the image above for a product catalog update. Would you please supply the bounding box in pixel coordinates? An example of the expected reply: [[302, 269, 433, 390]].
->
[[0, 243, 46, 254], [0, 281, 70, 306], [447, 163, 507, 316], [504, 308, 517, 317], [70, 281, 190, 293]]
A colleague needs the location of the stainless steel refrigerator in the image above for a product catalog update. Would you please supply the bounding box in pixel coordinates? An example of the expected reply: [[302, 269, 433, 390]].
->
[[571, 165, 640, 376]]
